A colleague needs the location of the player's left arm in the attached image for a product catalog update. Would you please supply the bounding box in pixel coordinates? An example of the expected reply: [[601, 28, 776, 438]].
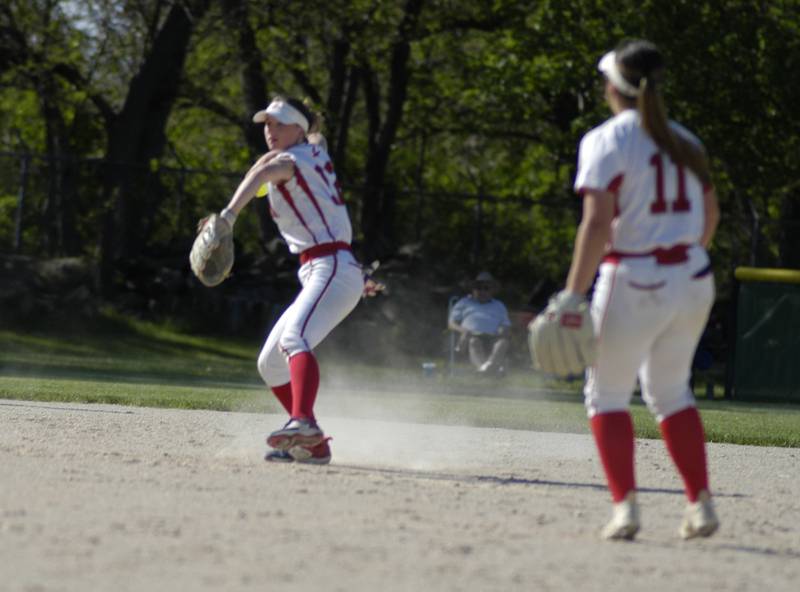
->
[[700, 187, 720, 248], [565, 189, 615, 295]]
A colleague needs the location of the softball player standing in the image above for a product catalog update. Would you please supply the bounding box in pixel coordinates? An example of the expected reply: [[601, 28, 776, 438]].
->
[[218, 96, 364, 465], [566, 40, 721, 539]]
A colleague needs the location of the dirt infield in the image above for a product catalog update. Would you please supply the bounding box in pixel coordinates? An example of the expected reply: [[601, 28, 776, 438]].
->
[[1, 398, 798, 592]]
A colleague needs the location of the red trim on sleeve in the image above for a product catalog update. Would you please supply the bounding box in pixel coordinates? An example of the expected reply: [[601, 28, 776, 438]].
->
[[576, 173, 624, 197], [606, 174, 624, 194]]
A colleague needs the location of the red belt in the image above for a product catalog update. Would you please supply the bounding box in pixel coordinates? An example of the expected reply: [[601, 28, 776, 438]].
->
[[604, 244, 690, 266], [299, 241, 351, 264]]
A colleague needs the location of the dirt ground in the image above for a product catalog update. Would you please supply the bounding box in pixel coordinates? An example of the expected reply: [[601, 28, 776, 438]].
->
[[1, 398, 799, 592]]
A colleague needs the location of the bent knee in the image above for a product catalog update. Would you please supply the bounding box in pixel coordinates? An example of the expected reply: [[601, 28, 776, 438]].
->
[[278, 332, 310, 359], [257, 351, 290, 387], [584, 388, 631, 418], [642, 382, 695, 422]]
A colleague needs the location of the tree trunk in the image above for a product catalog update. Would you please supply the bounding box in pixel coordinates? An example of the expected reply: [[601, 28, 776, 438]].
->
[[360, 0, 424, 260], [38, 73, 80, 256], [223, 0, 273, 246], [100, 0, 211, 292]]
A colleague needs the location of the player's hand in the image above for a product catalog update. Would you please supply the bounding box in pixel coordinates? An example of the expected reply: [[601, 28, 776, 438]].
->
[[361, 260, 385, 298], [362, 278, 386, 298]]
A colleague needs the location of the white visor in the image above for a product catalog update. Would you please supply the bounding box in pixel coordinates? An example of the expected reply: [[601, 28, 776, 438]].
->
[[598, 51, 641, 97], [252, 100, 309, 133]]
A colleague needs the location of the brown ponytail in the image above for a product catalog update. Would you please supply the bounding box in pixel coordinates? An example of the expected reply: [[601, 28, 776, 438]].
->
[[617, 41, 711, 186], [283, 96, 322, 135], [637, 78, 711, 186]]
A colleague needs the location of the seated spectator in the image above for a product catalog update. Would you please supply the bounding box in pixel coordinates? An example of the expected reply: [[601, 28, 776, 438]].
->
[[448, 271, 511, 374]]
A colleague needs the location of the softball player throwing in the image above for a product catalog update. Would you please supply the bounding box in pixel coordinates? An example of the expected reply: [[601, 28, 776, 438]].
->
[[218, 96, 363, 465], [566, 40, 721, 539]]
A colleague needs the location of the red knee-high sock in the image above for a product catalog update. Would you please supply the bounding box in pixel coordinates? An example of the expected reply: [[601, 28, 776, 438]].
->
[[590, 411, 636, 503], [289, 351, 319, 421], [270, 383, 292, 414], [659, 406, 709, 502]]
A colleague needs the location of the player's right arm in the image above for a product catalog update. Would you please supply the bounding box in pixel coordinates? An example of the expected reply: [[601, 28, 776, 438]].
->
[[245, 149, 283, 177], [700, 187, 720, 248], [565, 189, 615, 295], [223, 153, 295, 218]]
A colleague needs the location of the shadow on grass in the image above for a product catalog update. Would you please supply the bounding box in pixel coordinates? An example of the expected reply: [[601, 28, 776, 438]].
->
[[1, 309, 258, 362], [0, 363, 261, 388]]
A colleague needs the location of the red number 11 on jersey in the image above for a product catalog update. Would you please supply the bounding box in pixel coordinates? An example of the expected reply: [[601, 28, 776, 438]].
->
[[649, 152, 691, 214]]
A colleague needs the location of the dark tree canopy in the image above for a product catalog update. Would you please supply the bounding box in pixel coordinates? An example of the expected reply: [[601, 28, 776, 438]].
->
[[2, 0, 800, 295]]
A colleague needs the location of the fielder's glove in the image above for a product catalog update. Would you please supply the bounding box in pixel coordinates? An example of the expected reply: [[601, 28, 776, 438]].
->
[[528, 290, 596, 377], [189, 209, 236, 287]]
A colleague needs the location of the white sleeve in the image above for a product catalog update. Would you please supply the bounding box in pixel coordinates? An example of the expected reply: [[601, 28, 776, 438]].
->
[[573, 129, 622, 194]]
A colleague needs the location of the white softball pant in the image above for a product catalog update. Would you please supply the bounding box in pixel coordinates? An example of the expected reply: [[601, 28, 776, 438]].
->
[[257, 249, 363, 386], [584, 245, 714, 421]]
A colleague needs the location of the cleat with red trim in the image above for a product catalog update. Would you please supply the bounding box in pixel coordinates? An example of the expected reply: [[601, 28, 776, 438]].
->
[[266, 417, 324, 451], [289, 437, 332, 465]]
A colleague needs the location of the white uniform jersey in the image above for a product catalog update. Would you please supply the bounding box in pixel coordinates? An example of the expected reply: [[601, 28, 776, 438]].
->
[[573, 109, 715, 421], [267, 143, 352, 254], [574, 109, 708, 253]]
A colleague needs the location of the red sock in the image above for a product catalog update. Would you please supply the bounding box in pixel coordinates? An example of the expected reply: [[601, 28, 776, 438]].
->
[[289, 351, 319, 421], [270, 383, 292, 414], [590, 411, 636, 503], [660, 406, 709, 502]]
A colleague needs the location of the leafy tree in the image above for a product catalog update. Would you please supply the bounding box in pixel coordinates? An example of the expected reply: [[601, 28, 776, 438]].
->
[[2, 0, 800, 304]]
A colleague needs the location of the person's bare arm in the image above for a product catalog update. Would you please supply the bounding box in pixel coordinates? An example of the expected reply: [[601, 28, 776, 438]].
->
[[700, 187, 720, 248], [223, 153, 294, 218], [564, 190, 616, 295]]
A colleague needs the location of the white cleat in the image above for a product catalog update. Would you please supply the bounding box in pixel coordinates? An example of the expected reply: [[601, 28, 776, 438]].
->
[[266, 418, 324, 451], [680, 490, 719, 540], [601, 492, 640, 541]]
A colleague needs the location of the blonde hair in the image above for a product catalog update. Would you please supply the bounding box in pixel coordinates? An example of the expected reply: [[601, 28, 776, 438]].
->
[[615, 40, 711, 186]]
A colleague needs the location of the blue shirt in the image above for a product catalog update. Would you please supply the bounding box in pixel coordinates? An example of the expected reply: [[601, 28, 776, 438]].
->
[[450, 296, 511, 335]]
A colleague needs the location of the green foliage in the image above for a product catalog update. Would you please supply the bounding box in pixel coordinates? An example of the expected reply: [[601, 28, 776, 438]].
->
[[0, 194, 17, 250], [1, 0, 800, 287]]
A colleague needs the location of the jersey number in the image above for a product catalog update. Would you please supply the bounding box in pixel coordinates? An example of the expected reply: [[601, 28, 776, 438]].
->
[[649, 153, 690, 214]]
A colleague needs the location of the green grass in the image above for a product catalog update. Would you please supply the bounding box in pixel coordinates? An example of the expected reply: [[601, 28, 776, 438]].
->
[[1, 310, 799, 448], [0, 310, 259, 385]]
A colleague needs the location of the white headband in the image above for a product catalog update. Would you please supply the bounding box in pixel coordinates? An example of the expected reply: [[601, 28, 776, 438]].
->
[[598, 51, 641, 97], [252, 100, 309, 133]]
